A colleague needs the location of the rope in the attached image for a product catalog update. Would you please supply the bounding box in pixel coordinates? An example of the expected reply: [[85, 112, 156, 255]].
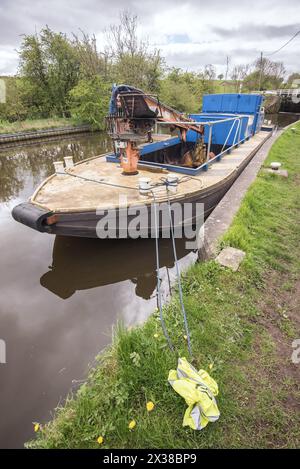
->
[[57, 171, 139, 192], [58, 170, 204, 192], [151, 189, 175, 353], [166, 187, 192, 357]]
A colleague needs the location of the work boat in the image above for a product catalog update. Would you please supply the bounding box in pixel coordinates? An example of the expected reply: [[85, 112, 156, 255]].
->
[[12, 87, 271, 239]]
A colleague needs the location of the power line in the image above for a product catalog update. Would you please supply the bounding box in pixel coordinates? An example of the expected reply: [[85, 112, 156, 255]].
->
[[266, 29, 300, 56]]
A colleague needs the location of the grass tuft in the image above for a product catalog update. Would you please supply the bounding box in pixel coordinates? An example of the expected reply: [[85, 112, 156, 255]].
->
[[0, 117, 82, 134]]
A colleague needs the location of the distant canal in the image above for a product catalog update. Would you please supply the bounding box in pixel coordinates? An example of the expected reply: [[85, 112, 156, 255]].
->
[[0, 132, 196, 448]]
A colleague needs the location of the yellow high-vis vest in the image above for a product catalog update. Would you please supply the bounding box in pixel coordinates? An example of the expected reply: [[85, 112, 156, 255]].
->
[[168, 357, 220, 430]]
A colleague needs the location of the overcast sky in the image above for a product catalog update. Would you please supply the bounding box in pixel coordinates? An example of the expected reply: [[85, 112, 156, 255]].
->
[[0, 0, 299, 77]]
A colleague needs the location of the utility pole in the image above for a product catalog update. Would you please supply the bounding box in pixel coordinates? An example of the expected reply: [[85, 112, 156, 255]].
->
[[258, 51, 263, 91], [225, 55, 229, 81], [224, 56, 230, 93]]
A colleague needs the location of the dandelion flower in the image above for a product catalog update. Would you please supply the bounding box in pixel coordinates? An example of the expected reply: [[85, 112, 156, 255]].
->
[[146, 401, 155, 412], [34, 423, 40, 432], [183, 335, 188, 340], [128, 419, 136, 430], [153, 333, 159, 338], [97, 436, 104, 445]]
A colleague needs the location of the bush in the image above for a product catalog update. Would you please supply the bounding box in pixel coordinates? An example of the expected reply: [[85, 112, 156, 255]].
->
[[0, 77, 28, 122], [69, 77, 111, 130]]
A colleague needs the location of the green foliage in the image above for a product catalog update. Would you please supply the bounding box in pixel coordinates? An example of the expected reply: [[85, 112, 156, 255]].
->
[[159, 67, 215, 113], [112, 51, 162, 93], [12, 16, 165, 125], [19, 27, 81, 117], [287, 72, 300, 87], [69, 77, 111, 130], [243, 57, 285, 91], [0, 77, 28, 122], [159, 69, 200, 113], [72, 31, 109, 80]]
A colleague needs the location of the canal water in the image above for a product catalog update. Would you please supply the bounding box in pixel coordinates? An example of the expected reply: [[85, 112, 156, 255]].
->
[[0, 132, 196, 448]]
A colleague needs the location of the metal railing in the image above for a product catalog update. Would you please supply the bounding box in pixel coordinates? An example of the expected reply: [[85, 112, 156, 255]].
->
[[105, 113, 258, 175], [158, 114, 250, 172]]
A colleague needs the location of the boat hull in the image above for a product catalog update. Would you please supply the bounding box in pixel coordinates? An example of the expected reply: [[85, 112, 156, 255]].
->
[[12, 159, 244, 238]]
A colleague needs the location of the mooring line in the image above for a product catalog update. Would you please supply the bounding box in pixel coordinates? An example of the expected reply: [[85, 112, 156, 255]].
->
[[57, 171, 140, 192], [58, 170, 203, 192], [166, 188, 193, 357], [151, 189, 175, 353]]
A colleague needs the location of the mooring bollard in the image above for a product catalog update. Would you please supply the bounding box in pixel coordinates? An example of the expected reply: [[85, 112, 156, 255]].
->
[[64, 156, 74, 169], [139, 177, 151, 196], [53, 161, 65, 174], [166, 174, 179, 193]]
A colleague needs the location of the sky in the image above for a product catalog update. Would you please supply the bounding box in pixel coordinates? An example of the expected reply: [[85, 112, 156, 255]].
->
[[0, 0, 299, 77]]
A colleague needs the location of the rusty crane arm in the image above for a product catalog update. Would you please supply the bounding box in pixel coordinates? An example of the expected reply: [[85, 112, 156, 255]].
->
[[107, 85, 204, 174]]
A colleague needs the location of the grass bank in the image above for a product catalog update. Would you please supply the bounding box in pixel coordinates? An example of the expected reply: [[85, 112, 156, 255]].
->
[[28, 123, 300, 449], [0, 117, 81, 135]]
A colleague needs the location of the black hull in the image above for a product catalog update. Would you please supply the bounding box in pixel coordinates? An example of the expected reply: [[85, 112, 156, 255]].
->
[[12, 169, 239, 238]]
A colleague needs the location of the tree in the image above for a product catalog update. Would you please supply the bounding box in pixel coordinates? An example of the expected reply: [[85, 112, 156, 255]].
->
[[159, 68, 201, 113], [18, 27, 81, 117], [287, 72, 300, 87], [243, 57, 285, 91], [107, 11, 163, 92], [230, 64, 251, 92], [159, 66, 216, 114], [69, 76, 111, 130], [0, 77, 28, 122], [72, 31, 111, 81], [200, 65, 216, 94]]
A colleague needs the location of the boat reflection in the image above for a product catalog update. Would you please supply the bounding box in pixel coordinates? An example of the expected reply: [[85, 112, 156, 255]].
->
[[40, 236, 191, 300]]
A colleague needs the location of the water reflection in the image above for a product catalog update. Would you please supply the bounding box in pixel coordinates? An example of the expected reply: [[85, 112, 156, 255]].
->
[[41, 236, 190, 300], [0, 132, 111, 203]]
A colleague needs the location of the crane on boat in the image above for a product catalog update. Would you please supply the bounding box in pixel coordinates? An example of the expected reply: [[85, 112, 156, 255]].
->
[[106, 84, 206, 174]]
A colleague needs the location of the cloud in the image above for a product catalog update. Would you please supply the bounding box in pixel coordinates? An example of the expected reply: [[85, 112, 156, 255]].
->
[[0, 0, 299, 75], [213, 23, 300, 40], [0, 47, 19, 75]]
